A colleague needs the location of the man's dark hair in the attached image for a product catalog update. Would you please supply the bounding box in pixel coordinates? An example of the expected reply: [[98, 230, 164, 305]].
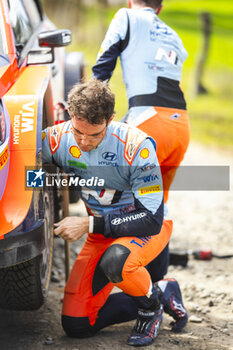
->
[[68, 79, 115, 125], [133, 0, 163, 8]]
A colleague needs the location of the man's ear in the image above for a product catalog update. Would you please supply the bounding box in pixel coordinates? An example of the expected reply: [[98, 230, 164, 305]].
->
[[156, 5, 163, 15]]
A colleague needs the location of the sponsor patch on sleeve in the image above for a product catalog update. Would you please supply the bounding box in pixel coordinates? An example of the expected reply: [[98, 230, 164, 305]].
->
[[139, 185, 161, 196], [140, 148, 149, 159]]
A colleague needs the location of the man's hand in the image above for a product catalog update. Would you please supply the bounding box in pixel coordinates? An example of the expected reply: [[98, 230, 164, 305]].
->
[[54, 216, 89, 242]]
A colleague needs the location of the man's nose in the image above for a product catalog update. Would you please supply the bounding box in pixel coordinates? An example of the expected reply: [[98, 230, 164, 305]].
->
[[79, 135, 89, 145]]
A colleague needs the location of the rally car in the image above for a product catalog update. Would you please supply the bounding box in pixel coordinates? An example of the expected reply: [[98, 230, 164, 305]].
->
[[0, 0, 84, 310]]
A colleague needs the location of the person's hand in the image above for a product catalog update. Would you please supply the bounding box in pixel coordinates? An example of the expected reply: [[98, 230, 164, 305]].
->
[[54, 216, 89, 242]]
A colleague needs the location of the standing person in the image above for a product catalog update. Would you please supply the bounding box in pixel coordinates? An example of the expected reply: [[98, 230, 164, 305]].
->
[[92, 0, 190, 203], [42, 79, 187, 347]]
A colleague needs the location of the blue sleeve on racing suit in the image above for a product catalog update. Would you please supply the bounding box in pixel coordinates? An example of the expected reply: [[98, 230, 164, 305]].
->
[[92, 8, 129, 81], [97, 138, 164, 238]]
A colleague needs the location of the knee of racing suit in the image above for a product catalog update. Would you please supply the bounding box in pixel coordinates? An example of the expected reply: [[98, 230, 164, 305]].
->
[[62, 315, 98, 338], [100, 244, 131, 283]]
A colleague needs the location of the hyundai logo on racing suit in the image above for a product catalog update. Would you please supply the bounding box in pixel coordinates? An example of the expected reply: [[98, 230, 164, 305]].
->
[[102, 152, 117, 161], [111, 212, 147, 225]]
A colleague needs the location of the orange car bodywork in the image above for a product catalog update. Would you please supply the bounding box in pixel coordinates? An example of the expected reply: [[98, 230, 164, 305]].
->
[[0, 0, 59, 244], [0, 0, 21, 97], [0, 0, 84, 312], [1, 66, 50, 239]]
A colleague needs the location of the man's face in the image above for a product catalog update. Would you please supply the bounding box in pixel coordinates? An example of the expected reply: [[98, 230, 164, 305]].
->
[[70, 116, 108, 152]]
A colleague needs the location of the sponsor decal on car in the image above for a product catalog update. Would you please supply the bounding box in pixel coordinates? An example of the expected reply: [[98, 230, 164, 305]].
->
[[0, 144, 9, 170], [13, 101, 35, 145], [139, 185, 161, 195]]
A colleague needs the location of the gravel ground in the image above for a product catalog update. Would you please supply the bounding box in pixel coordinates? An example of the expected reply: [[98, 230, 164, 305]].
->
[[0, 142, 233, 350]]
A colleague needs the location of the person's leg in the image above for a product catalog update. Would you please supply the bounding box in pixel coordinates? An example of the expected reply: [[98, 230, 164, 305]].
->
[[62, 219, 172, 342], [135, 107, 190, 203], [78, 222, 171, 333], [130, 107, 189, 334], [99, 219, 172, 346], [61, 221, 171, 337], [146, 243, 170, 282], [107, 220, 172, 299], [94, 242, 170, 332], [62, 233, 115, 337]]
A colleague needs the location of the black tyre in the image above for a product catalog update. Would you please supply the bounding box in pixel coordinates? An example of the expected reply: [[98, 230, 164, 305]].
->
[[0, 190, 54, 311]]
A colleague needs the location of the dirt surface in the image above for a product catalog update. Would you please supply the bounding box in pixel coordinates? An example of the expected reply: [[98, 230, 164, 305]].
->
[[0, 142, 233, 350]]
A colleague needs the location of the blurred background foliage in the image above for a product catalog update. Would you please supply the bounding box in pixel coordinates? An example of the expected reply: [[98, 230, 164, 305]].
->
[[42, 0, 233, 149]]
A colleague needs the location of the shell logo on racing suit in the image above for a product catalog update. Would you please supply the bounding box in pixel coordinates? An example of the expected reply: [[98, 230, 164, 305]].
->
[[69, 145, 82, 159], [140, 148, 149, 159]]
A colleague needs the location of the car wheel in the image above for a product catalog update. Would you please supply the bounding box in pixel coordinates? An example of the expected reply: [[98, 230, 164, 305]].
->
[[0, 189, 54, 311]]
